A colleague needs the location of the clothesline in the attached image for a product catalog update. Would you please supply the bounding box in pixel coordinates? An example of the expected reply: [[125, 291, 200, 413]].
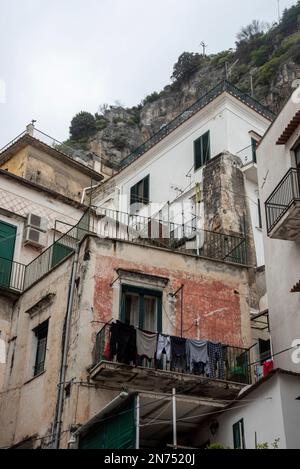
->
[[102, 320, 248, 381]]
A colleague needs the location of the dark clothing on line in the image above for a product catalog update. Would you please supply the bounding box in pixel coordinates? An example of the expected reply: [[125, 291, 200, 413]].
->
[[110, 321, 136, 364]]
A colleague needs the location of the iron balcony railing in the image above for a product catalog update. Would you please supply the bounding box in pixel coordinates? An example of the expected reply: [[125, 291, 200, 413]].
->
[[97, 208, 248, 265], [0, 257, 26, 293], [118, 80, 275, 170], [23, 210, 92, 290], [94, 323, 252, 385], [265, 168, 300, 234]]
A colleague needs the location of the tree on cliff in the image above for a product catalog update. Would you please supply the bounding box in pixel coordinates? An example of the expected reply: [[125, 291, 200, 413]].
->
[[171, 52, 203, 84], [70, 111, 97, 141]]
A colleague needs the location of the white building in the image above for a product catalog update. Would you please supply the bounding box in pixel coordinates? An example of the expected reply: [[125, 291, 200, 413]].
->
[[195, 369, 300, 449], [93, 82, 274, 268], [257, 88, 300, 372]]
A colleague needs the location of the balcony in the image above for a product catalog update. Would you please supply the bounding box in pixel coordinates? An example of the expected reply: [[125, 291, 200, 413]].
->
[[0, 257, 25, 295], [265, 168, 300, 240], [97, 208, 248, 266], [90, 324, 251, 401]]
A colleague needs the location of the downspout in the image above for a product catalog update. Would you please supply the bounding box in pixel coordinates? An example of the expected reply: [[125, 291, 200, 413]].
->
[[52, 247, 79, 449]]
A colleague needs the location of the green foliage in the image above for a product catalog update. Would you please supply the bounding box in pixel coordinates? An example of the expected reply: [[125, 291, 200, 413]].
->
[[142, 91, 161, 105], [95, 117, 108, 131], [256, 56, 282, 85], [111, 137, 127, 152], [279, 1, 300, 35], [69, 111, 97, 141], [206, 443, 230, 450], [251, 45, 273, 66], [257, 438, 280, 449], [171, 52, 204, 83]]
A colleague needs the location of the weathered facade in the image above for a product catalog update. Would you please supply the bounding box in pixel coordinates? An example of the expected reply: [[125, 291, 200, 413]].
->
[[0, 233, 254, 449]]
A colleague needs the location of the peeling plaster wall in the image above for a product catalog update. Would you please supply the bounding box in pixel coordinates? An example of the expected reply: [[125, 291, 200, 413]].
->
[[0, 258, 73, 448], [0, 236, 253, 448]]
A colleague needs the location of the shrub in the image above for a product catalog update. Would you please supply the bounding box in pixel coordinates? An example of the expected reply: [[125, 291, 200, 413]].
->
[[69, 111, 97, 141]]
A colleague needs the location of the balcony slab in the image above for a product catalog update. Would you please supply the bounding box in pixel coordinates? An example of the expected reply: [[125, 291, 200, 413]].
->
[[90, 360, 246, 400], [268, 201, 300, 241]]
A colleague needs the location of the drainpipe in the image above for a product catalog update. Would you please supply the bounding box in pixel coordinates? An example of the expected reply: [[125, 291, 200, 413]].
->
[[52, 247, 79, 449]]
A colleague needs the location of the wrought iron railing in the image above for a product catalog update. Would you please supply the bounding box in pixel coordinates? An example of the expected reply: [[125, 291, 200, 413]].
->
[[118, 81, 275, 170], [94, 323, 251, 385], [265, 168, 300, 234], [97, 208, 248, 265], [23, 210, 92, 290], [0, 257, 26, 292]]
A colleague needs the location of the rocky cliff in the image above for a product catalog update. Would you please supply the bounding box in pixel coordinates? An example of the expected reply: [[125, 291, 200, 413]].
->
[[67, 2, 300, 168]]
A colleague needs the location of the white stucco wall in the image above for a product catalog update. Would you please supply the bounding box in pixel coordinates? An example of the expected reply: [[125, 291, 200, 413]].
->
[[0, 174, 84, 265], [257, 95, 300, 372], [194, 373, 300, 449], [94, 93, 270, 266]]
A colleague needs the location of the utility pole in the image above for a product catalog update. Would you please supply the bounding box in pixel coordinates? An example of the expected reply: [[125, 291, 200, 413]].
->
[[200, 41, 208, 57]]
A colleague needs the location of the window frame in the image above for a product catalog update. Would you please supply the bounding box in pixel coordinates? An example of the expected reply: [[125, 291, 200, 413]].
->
[[233, 418, 246, 449], [33, 320, 49, 377], [130, 175, 150, 211], [251, 137, 258, 164], [120, 285, 162, 333], [194, 131, 211, 172]]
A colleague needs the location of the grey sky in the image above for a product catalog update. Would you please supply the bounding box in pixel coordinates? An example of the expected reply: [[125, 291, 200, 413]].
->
[[0, 0, 296, 147]]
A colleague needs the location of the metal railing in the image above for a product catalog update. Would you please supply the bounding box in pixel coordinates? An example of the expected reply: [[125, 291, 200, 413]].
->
[[118, 81, 275, 170], [97, 208, 248, 265], [23, 210, 92, 290], [265, 168, 300, 234], [94, 323, 251, 385], [0, 257, 26, 292], [236, 144, 257, 167]]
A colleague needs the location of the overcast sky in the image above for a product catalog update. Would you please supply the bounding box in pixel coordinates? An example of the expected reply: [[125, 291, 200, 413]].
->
[[0, 0, 296, 147]]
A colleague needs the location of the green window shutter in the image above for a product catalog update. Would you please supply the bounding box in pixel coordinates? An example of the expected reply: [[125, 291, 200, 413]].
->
[[251, 138, 257, 164], [194, 131, 211, 170], [0, 221, 17, 288], [130, 184, 137, 207], [51, 242, 74, 269], [233, 419, 245, 449], [203, 131, 211, 164], [79, 402, 135, 449], [143, 175, 150, 204], [157, 297, 162, 333], [194, 137, 202, 170], [233, 421, 241, 449]]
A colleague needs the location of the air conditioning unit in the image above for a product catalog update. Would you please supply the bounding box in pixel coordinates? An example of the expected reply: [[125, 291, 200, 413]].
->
[[24, 227, 47, 248], [27, 213, 48, 232]]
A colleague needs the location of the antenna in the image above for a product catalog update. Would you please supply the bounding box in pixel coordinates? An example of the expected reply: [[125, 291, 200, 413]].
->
[[200, 41, 208, 57], [277, 0, 281, 23]]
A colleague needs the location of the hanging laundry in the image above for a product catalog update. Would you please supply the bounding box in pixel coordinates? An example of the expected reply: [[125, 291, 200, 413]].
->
[[110, 321, 136, 364], [263, 359, 274, 377], [156, 334, 171, 362], [136, 329, 157, 361], [171, 336, 187, 372], [186, 339, 208, 374], [207, 342, 225, 379]]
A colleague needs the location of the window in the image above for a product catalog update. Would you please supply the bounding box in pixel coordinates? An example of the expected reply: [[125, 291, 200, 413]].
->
[[33, 321, 49, 376], [120, 285, 162, 333], [233, 419, 245, 449], [251, 138, 258, 164], [194, 131, 211, 171], [130, 175, 150, 210]]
